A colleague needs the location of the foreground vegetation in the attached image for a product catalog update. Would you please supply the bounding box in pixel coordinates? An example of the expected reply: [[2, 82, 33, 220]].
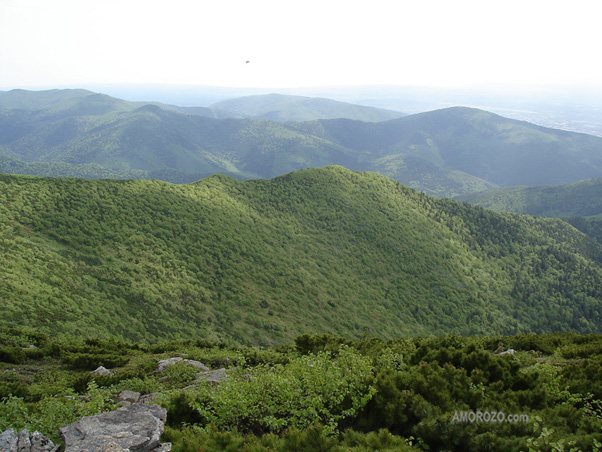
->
[[1, 328, 602, 452], [2, 167, 602, 344]]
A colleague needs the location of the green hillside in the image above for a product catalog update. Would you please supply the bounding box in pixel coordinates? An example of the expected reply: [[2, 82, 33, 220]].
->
[[456, 178, 602, 245], [457, 178, 602, 218], [209, 93, 405, 122], [1, 167, 602, 344]]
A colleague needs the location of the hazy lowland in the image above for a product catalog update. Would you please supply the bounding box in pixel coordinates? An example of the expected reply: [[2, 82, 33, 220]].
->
[[1, 86, 602, 451]]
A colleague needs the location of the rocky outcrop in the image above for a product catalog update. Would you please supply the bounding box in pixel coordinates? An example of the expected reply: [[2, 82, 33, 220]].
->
[[0, 429, 58, 452], [59, 404, 170, 452]]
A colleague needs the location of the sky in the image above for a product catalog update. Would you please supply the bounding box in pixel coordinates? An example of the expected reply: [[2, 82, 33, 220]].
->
[[1, 0, 601, 90]]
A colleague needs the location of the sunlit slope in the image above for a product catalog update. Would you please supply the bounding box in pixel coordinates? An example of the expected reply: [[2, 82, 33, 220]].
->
[[1, 167, 601, 344]]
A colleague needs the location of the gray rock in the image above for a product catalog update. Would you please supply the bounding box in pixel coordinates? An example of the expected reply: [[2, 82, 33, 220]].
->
[[0, 429, 18, 452], [99, 443, 124, 452], [29, 432, 56, 452], [0, 430, 56, 452], [17, 430, 30, 452], [118, 390, 141, 403], [156, 357, 183, 372], [195, 368, 227, 384], [157, 357, 208, 373], [91, 366, 114, 376], [139, 393, 161, 404], [60, 404, 170, 452], [498, 349, 515, 356], [182, 360, 209, 372]]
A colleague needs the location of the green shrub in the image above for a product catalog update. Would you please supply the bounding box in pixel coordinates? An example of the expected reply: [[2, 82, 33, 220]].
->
[[0, 346, 26, 364], [192, 345, 375, 435], [61, 351, 129, 370]]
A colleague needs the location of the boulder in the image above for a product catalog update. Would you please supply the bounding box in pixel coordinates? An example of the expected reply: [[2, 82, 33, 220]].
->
[[118, 390, 140, 403], [0, 430, 57, 452], [139, 393, 161, 404], [59, 403, 170, 452], [91, 366, 114, 376], [157, 357, 209, 372], [195, 368, 227, 384], [498, 349, 515, 356], [16, 430, 30, 452], [30, 432, 56, 452], [0, 429, 18, 452], [156, 357, 183, 372], [182, 359, 209, 372]]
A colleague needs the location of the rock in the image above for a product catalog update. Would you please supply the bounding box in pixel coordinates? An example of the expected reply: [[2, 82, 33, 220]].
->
[[17, 430, 30, 452], [118, 390, 141, 403], [99, 442, 124, 452], [60, 403, 170, 452], [195, 368, 227, 384], [182, 359, 209, 372], [91, 366, 114, 376], [498, 349, 515, 356], [157, 357, 183, 372], [0, 429, 18, 452], [157, 357, 209, 372], [139, 393, 161, 404], [29, 432, 56, 452], [0, 430, 56, 452]]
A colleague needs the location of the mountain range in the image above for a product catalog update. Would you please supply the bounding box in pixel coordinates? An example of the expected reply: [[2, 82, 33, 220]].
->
[[1, 166, 602, 344], [2, 89, 602, 197]]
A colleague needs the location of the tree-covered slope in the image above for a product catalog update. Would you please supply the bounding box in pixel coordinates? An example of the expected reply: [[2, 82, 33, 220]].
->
[[1, 167, 602, 344], [456, 178, 602, 245], [456, 178, 602, 218], [209, 93, 405, 122]]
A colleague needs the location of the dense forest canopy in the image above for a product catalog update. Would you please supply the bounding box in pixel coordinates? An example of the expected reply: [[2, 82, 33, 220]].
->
[[1, 166, 601, 344]]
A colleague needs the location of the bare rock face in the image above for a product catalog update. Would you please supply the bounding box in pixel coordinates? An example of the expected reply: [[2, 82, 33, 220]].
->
[[59, 404, 170, 452]]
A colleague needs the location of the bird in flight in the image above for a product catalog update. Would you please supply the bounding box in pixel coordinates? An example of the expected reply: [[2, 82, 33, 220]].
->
[[246, 60, 250, 64]]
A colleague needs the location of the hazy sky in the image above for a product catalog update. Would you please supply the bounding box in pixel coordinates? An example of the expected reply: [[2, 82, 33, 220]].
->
[[1, 0, 601, 89]]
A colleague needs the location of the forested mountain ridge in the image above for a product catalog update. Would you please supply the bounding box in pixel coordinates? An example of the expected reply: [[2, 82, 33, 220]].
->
[[1, 166, 601, 344], [208, 93, 405, 122], [3, 89, 602, 197], [289, 107, 602, 186]]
